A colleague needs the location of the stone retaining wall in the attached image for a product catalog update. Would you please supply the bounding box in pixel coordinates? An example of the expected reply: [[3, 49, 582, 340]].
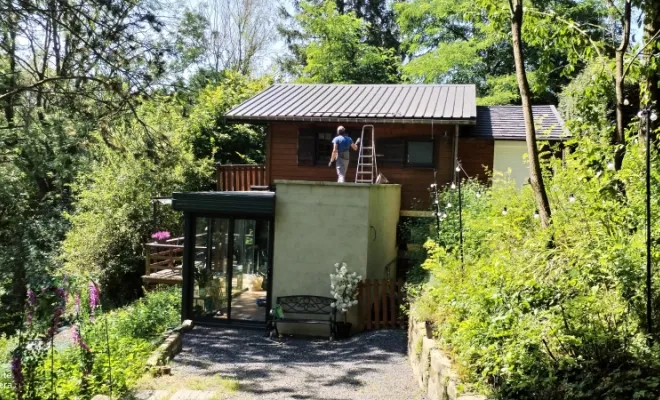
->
[[146, 319, 193, 375], [408, 318, 487, 400]]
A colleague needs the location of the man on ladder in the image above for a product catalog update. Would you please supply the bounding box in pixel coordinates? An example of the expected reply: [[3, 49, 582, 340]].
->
[[329, 126, 359, 182]]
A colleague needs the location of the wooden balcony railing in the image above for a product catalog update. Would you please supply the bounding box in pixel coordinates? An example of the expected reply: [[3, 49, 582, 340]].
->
[[145, 236, 184, 275], [216, 164, 266, 191]]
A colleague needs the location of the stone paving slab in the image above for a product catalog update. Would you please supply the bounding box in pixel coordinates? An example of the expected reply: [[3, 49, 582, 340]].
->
[[132, 390, 170, 400], [168, 389, 217, 400]]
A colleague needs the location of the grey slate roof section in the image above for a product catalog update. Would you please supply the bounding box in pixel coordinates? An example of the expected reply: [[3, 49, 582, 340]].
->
[[225, 84, 477, 124], [471, 105, 568, 141]]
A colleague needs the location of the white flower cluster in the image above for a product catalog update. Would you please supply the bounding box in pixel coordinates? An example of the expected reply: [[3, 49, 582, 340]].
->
[[330, 262, 362, 312]]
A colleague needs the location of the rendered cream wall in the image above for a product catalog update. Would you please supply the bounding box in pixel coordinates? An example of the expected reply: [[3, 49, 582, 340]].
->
[[493, 140, 529, 188], [367, 185, 401, 280], [272, 180, 401, 336]]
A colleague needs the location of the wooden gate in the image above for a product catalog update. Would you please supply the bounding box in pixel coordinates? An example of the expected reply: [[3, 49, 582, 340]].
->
[[358, 279, 405, 330]]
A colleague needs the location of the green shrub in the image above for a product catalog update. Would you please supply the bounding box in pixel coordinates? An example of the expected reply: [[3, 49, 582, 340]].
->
[[0, 287, 181, 399], [411, 137, 660, 399]]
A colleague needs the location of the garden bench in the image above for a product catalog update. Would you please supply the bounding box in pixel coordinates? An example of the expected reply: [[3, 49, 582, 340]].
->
[[267, 295, 336, 340]]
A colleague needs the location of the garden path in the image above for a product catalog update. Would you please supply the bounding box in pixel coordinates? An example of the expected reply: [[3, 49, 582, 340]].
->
[[132, 326, 426, 400]]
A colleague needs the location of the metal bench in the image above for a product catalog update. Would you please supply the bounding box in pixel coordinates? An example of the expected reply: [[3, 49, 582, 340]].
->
[[267, 295, 336, 340]]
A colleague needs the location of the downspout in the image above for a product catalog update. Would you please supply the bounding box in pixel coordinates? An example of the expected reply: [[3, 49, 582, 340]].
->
[[266, 123, 273, 188], [452, 125, 460, 183]]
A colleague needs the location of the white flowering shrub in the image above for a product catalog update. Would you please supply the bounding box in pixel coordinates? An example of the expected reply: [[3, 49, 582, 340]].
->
[[330, 262, 362, 318]]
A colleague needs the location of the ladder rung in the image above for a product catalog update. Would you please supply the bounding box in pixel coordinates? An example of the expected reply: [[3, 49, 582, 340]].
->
[[361, 147, 373, 150], [356, 180, 373, 183]]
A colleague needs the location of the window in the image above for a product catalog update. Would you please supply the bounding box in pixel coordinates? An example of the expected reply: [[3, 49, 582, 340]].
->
[[297, 127, 357, 166], [406, 140, 434, 167], [374, 138, 434, 168], [317, 132, 334, 164], [297, 129, 316, 166], [297, 129, 435, 168], [377, 138, 405, 166]]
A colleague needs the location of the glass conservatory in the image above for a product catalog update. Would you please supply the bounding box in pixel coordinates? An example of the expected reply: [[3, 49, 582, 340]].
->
[[172, 191, 275, 326]]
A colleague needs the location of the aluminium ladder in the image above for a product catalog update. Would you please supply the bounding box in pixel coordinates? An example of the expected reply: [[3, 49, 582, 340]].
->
[[355, 125, 378, 183]]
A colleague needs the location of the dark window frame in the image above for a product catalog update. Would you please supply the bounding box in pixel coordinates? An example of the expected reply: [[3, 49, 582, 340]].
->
[[297, 128, 436, 169], [297, 126, 360, 167], [404, 139, 435, 169]]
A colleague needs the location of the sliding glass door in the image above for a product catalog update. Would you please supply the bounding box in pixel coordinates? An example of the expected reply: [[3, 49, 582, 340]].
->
[[188, 217, 271, 323]]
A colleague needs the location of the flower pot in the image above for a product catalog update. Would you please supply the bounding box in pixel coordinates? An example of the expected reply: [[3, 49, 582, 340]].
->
[[335, 322, 352, 339]]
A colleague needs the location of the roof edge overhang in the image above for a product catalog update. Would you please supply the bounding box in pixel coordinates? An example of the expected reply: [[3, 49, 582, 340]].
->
[[469, 135, 570, 142], [224, 115, 477, 125], [172, 191, 275, 217]]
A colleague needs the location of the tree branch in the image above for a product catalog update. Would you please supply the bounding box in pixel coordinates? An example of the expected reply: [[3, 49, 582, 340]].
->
[[0, 76, 108, 101], [622, 29, 660, 80]]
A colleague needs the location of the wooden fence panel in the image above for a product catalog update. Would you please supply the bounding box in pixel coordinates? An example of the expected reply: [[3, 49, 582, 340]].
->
[[358, 279, 405, 330], [216, 164, 266, 191]]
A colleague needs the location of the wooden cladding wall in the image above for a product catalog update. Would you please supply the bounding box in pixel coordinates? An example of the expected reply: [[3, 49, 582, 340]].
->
[[268, 122, 493, 210], [457, 138, 494, 183], [358, 279, 405, 330], [217, 164, 267, 191]]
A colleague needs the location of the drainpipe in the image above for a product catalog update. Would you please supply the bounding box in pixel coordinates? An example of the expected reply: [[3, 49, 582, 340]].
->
[[452, 126, 459, 183]]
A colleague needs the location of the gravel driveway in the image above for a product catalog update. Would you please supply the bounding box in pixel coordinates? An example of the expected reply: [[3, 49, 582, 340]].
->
[[169, 326, 427, 400]]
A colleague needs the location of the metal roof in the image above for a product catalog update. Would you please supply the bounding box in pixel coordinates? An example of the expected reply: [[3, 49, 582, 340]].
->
[[225, 84, 477, 125], [470, 105, 568, 141]]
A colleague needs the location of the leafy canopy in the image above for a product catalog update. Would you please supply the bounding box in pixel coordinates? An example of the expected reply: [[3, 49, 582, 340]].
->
[[296, 0, 400, 84]]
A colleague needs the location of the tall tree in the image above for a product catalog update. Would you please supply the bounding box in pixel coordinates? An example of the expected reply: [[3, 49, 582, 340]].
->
[[612, 0, 632, 170], [174, 0, 276, 76], [293, 0, 399, 83], [508, 0, 552, 227], [640, 0, 660, 115], [396, 0, 609, 104], [278, 0, 402, 79], [0, 0, 169, 333]]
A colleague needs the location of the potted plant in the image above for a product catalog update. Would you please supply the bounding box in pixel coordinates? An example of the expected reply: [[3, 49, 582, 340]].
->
[[330, 262, 361, 339]]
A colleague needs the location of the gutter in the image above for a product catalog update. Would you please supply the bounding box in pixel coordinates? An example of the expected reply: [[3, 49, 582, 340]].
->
[[224, 115, 477, 126]]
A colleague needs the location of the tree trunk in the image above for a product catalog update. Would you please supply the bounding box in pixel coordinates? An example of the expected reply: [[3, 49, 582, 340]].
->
[[2, 6, 17, 127], [614, 0, 631, 170], [509, 0, 552, 227], [643, 1, 660, 118]]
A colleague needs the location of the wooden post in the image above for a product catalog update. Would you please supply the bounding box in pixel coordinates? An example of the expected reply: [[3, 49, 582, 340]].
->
[[390, 279, 396, 328], [145, 246, 151, 275], [381, 280, 388, 328], [365, 280, 372, 330], [374, 280, 380, 330]]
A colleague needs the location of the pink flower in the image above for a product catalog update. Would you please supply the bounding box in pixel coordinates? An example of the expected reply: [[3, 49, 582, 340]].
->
[[46, 308, 62, 341], [71, 325, 90, 352], [88, 282, 100, 322], [11, 352, 23, 400], [151, 231, 171, 241], [26, 289, 36, 307], [88, 282, 100, 310], [26, 289, 36, 326]]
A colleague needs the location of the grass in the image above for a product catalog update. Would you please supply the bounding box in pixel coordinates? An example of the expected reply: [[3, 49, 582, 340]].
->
[[128, 372, 241, 399]]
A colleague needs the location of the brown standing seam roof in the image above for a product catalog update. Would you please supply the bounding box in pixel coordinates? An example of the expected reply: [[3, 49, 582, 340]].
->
[[225, 84, 477, 124]]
